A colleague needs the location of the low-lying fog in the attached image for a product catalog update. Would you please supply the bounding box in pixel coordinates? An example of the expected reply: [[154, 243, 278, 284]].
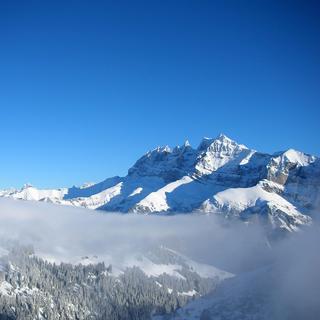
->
[[0, 198, 319, 318], [0, 198, 270, 272]]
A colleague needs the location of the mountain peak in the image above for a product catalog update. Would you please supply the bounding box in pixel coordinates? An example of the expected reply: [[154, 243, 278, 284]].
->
[[216, 133, 230, 141], [197, 134, 247, 151], [215, 133, 248, 148], [183, 140, 191, 148], [195, 134, 250, 175], [270, 149, 317, 170]]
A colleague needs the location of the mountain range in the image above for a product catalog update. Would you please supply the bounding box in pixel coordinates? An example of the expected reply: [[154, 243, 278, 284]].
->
[[1, 134, 319, 232]]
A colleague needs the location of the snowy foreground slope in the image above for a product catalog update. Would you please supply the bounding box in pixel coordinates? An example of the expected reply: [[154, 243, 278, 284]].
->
[[1, 134, 319, 231], [154, 228, 320, 320], [152, 266, 302, 320]]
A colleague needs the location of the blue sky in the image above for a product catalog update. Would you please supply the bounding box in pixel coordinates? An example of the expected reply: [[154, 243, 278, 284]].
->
[[0, 0, 319, 188]]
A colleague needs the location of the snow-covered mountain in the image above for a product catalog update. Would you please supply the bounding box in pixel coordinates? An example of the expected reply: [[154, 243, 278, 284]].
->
[[1, 134, 319, 232]]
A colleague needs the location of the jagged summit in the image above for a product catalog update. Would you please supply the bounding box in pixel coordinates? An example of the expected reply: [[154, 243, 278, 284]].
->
[[195, 134, 250, 175], [215, 133, 235, 143], [142, 134, 244, 158], [197, 133, 247, 151], [0, 134, 318, 232], [183, 140, 191, 148], [128, 134, 250, 179]]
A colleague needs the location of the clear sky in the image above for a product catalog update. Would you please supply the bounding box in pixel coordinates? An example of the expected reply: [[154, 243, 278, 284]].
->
[[0, 0, 319, 188]]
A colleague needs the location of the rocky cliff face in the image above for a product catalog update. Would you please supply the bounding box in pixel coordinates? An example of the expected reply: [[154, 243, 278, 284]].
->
[[1, 134, 318, 232]]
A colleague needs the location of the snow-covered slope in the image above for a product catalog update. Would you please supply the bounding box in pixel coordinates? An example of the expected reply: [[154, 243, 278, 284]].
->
[[153, 266, 276, 320], [200, 180, 311, 231], [156, 237, 320, 320], [1, 134, 318, 231], [105, 246, 233, 282]]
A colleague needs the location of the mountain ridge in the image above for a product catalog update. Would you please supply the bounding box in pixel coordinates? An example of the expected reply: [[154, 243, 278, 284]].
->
[[1, 134, 319, 232]]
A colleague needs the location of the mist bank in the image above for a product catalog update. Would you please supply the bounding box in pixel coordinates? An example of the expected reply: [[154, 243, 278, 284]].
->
[[0, 198, 319, 319], [0, 197, 317, 273], [0, 198, 273, 273]]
